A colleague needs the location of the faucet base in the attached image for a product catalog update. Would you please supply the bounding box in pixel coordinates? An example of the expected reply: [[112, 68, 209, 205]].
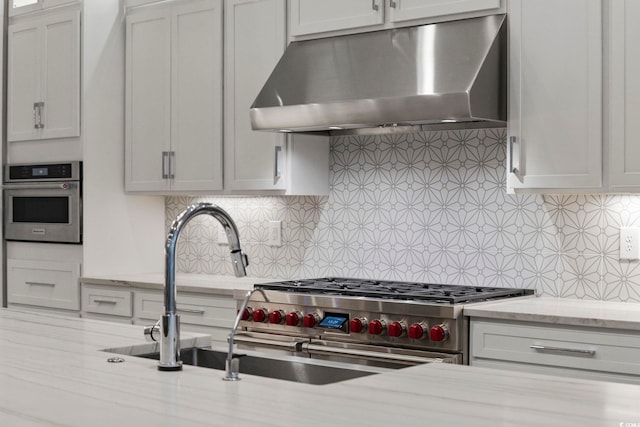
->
[[158, 364, 183, 371]]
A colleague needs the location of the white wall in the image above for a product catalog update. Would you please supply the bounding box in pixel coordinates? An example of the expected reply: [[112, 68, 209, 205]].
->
[[82, 0, 164, 276]]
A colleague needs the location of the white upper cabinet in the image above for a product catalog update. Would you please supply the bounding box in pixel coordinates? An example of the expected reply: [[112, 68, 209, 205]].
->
[[10, 0, 79, 17], [387, 0, 502, 23], [224, 0, 329, 195], [289, 0, 504, 38], [609, 0, 640, 191], [507, 0, 603, 192], [7, 8, 80, 142], [289, 0, 384, 36], [224, 0, 288, 192], [125, 0, 223, 193]]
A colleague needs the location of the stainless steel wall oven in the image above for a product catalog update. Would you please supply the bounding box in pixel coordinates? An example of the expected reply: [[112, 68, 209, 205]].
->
[[3, 161, 82, 244]]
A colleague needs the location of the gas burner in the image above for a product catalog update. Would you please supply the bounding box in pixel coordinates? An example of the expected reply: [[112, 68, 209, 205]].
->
[[256, 278, 533, 304]]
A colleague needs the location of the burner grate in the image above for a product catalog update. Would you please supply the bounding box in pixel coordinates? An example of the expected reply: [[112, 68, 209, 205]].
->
[[256, 278, 533, 304]]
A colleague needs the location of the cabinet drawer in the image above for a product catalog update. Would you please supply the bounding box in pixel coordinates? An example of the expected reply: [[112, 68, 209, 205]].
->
[[7, 259, 81, 311], [134, 290, 236, 328], [471, 319, 640, 376], [81, 286, 133, 317]]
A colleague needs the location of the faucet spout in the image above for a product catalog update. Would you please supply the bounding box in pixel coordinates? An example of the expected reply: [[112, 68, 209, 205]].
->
[[156, 203, 249, 371]]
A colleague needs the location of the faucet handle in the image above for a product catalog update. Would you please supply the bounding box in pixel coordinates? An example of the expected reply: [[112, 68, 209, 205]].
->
[[143, 321, 161, 342]]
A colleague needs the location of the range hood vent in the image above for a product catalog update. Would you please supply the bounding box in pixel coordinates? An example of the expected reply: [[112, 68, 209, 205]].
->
[[250, 14, 506, 136]]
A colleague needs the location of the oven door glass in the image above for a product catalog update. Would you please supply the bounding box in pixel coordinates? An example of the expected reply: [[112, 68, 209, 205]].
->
[[12, 196, 70, 223]]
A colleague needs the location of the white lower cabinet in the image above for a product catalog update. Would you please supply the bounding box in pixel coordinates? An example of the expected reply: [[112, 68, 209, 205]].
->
[[134, 290, 237, 344], [470, 318, 640, 384], [79, 283, 238, 345], [7, 259, 81, 316], [81, 285, 133, 324]]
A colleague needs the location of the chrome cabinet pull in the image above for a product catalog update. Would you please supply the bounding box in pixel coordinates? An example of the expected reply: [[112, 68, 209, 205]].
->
[[509, 136, 518, 175], [530, 345, 596, 357], [274, 145, 282, 180], [168, 151, 175, 179], [33, 103, 38, 129], [371, 0, 379, 11], [26, 281, 55, 287], [390, 0, 397, 8], [509, 136, 524, 183], [162, 151, 169, 179], [33, 102, 44, 129], [94, 299, 118, 305], [176, 307, 205, 315]]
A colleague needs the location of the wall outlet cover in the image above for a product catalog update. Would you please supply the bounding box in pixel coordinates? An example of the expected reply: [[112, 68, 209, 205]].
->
[[620, 227, 640, 260]]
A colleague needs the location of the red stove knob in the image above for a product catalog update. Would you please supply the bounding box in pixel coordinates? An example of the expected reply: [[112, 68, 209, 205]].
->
[[285, 311, 302, 326], [252, 308, 268, 323], [350, 317, 367, 333], [430, 324, 449, 342], [368, 319, 386, 335], [388, 321, 406, 338], [303, 313, 320, 328], [239, 307, 253, 321], [269, 310, 285, 324], [408, 323, 425, 340]]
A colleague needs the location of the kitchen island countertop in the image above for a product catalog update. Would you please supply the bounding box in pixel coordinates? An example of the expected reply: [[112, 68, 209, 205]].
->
[[80, 273, 274, 296], [1, 308, 639, 426], [464, 296, 640, 330]]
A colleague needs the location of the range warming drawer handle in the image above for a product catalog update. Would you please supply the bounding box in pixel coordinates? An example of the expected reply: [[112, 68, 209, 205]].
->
[[303, 343, 457, 365], [231, 335, 303, 352], [529, 344, 596, 357]]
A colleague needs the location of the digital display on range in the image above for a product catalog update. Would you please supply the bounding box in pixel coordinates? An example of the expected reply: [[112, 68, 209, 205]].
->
[[318, 312, 349, 333]]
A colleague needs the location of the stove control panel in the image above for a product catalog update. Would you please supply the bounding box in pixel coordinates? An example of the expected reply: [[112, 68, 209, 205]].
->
[[239, 302, 457, 351]]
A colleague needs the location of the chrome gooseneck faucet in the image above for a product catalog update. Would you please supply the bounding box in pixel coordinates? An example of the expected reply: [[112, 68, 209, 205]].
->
[[145, 203, 249, 371]]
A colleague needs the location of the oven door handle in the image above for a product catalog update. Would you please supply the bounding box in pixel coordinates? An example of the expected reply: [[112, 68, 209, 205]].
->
[[3, 182, 77, 190], [302, 343, 459, 365]]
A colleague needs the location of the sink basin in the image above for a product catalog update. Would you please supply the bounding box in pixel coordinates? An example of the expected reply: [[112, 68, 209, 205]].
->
[[134, 347, 389, 385]]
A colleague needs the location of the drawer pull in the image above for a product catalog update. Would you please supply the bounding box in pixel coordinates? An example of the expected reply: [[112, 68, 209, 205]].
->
[[176, 307, 205, 315], [530, 345, 596, 357], [94, 299, 118, 305], [26, 281, 55, 287]]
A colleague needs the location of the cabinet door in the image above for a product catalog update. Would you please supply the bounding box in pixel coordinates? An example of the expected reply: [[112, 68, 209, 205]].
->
[[170, 0, 223, 192], [7, 19, 41, 142], [289, 0, 384, 36], [41, 9, 80, 139], [507, 0, 602, 191], [609, 0, 640, 190], [125, 8, 172, 192], [224, 0, 287, 191], [388, 0, 502, 23]]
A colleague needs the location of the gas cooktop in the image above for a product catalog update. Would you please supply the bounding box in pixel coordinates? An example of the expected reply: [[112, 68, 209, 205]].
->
[[255, 277, 534, 305]]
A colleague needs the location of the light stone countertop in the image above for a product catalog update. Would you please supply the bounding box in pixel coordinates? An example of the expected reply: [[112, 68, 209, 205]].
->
[[464, 296, 640, 330], [80, 273, 276, 296], [1, 308, 639, 426]]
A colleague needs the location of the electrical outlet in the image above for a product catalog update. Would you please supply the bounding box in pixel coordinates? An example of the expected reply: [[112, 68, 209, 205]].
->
[[620, 227, 640, 260], [268, 220, 282, 247]]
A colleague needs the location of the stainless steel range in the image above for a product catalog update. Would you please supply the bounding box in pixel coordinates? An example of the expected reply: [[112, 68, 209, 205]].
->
[[233, 278, 534, 367]]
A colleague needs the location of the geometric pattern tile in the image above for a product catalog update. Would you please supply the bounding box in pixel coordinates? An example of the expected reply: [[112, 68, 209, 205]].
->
[[167, 128, 640, 302]]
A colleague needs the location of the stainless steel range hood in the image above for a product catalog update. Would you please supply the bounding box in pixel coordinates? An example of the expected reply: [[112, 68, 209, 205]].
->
[[250, 14, 506, 135]]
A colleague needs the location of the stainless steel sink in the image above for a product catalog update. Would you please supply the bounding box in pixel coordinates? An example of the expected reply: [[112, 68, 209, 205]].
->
[[135, 347, 389, 385]]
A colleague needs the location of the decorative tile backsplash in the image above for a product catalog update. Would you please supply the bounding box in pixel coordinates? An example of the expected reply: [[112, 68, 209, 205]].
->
[[167, 128, 640, 302]]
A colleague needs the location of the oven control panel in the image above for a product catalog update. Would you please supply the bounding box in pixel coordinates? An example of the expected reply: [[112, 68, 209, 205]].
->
[[238, 302, 461, 352]]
